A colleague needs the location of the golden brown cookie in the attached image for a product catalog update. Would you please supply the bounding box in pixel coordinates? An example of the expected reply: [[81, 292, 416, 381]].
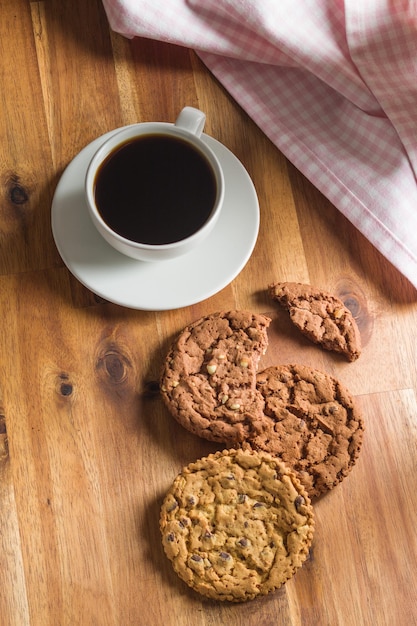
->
[[160, 447, 314, 602], [251, 364, 364, 498], [269, 282, 361, 361], [160, 311, 271, 443]]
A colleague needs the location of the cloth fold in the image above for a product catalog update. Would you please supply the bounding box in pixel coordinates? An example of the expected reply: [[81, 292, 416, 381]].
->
[[102, 0, 417, 288]]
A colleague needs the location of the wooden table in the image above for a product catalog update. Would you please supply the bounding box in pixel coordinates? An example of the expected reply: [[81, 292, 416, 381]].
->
[[1, 2, 416, 625]]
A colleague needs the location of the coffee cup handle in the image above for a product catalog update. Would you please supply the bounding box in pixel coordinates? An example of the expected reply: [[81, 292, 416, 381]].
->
[[174, 107, 206, 138]]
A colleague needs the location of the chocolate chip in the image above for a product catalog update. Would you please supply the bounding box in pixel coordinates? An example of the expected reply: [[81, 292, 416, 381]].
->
[[220, 552, 231, 560], [191, 554, 202, 562], [294, 495, 305, 512]]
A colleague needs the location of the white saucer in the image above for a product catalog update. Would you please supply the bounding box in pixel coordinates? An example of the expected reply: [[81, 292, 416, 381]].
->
[[51, 128, 259, 310]]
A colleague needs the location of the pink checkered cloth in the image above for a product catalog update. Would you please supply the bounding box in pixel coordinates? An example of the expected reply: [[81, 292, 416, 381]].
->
[[102, 0, 417, 288]]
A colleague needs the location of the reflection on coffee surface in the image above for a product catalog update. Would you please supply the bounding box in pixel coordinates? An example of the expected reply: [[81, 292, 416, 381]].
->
[[94, 134, 217, 245]]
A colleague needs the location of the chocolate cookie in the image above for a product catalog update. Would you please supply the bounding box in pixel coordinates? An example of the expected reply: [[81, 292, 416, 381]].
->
[[251, 365, 364, 498], [269, 282, 361, 361], [160, 311, 271, 443], [160, 447, 314, 602]]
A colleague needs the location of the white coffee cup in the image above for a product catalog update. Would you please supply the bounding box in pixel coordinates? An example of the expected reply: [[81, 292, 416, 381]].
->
[[85, 107, 224, 262]]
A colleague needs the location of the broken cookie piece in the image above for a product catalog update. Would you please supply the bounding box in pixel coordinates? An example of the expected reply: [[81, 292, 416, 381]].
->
[[269, 281, 361, 361]]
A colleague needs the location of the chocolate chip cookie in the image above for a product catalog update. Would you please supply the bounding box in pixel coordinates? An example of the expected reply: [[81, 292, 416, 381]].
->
[[160, 447, 314, 602], [251, 364, 364, 498], [160, 311, 271, 443], [269, 282, 361, 361]]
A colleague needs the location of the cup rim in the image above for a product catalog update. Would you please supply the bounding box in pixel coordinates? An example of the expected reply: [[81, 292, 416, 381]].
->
[[85, 122, 225, 252]]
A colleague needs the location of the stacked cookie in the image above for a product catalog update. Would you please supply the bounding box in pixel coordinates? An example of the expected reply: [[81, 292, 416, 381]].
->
[[159, 283, 364, 602], [160, 310, 270, 444]]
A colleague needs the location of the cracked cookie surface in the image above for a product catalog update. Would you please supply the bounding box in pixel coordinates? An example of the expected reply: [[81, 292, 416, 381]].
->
[[251, 364, 364, 498], [269, 282, 361, 361], [160, 311, 271, 443], [160, 447, 314, 602]]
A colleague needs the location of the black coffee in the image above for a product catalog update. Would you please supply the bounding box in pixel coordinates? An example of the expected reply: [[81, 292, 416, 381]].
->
[[94, 134, 217, 245]]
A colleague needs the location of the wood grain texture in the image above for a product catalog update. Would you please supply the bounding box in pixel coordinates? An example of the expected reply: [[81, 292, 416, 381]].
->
[[0, 1, 416, 624]]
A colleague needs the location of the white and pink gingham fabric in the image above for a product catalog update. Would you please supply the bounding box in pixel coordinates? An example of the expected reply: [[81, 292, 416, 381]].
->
[[102, 0, 417, 288]]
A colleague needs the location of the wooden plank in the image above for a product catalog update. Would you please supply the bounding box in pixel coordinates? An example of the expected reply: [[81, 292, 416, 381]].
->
[[0, 0, 59, 274]]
